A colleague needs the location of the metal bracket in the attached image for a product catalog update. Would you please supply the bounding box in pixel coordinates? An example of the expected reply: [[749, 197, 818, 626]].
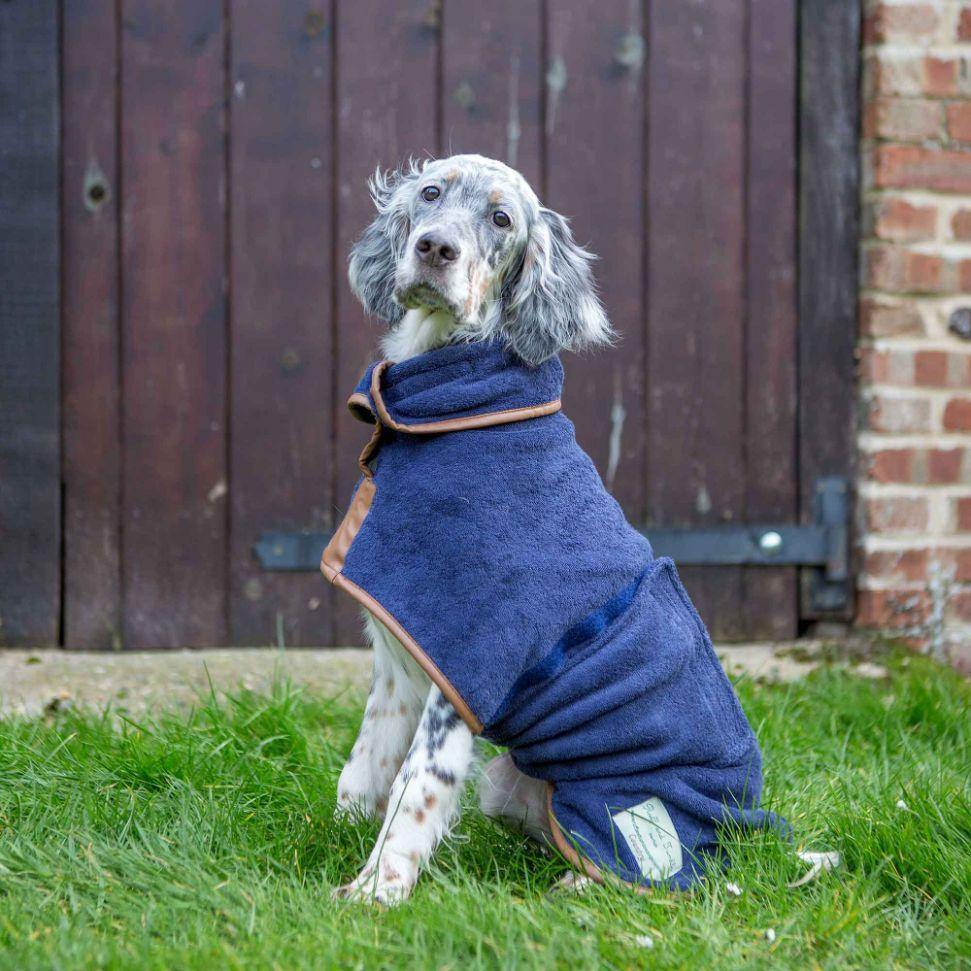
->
[[254, 476, 851, 614]]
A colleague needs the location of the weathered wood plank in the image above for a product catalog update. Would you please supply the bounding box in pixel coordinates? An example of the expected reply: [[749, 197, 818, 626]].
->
[[646, 0, 747, 638], [0, 2, 61, 646], [743, 0, 799, 639], [332, 0, 439, 643], [62, 0, 122, 648], [120, 1, 228, 647], [799, 0, 860, 620], [441, 0, 542, 191], [545, 1, 646, 522], [228, 1, 335, 646]]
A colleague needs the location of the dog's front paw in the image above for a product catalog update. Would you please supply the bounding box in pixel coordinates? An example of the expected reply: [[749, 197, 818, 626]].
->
[[332, 855, 417, 907]]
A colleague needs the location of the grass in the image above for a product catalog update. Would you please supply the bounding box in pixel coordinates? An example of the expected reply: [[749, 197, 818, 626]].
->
[[0, 650, 968, 970]]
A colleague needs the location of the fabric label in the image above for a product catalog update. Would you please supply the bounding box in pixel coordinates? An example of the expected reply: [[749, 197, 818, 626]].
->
[[612, 796, 683, 881]]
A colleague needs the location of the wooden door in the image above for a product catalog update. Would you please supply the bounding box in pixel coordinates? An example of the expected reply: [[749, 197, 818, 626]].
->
[[1, 0, 858, 646]]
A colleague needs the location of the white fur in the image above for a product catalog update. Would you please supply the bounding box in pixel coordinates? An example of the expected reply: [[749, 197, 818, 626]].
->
[[380, 308, 459, 363]]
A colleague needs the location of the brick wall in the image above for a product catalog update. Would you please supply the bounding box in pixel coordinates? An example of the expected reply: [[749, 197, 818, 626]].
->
[[859, 0, 971, 669]]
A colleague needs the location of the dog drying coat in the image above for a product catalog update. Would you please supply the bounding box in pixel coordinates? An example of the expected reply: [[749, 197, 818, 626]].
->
[[322, 341, 782, 889]]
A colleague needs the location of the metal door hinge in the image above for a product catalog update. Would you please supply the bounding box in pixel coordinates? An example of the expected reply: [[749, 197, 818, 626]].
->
[[254, 477, 851, 615]]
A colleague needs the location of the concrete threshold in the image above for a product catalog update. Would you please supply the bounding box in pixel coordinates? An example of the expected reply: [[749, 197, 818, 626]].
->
[[0, 642, 886, 718]]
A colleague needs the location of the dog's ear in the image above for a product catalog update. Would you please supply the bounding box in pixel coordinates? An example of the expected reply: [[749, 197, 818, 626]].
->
[[348, 162, 421, 324], [500, 207, 612, 366]]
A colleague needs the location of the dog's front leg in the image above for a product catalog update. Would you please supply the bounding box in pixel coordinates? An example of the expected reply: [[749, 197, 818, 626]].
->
[[335, 616, 425, 819], [334, 686, 474, 906]]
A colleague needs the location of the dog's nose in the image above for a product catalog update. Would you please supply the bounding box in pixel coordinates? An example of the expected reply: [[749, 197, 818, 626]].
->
[[415, 232, 460, 267]]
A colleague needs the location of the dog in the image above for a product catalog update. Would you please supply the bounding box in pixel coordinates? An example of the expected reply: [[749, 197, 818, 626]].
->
[[333, 154, 607, 905], [328, 154, 776, 905]]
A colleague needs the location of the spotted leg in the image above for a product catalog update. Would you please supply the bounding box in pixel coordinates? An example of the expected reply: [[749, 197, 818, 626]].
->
[[334, 685, 475, 906], [335, 614, 428, 819]]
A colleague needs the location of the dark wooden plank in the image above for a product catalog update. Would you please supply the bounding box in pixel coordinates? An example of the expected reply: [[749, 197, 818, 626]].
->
[[743, 0, 799, 639], [0, 2, 60, 646], [799, 0, 860, 620], [333, 0, 439, 643], [545, 0, 646, 521], [120, 1, 227, 647], [441, 0, 542, 191], [62, 0, 122, 648], [646, 0, 747, 639], [228, 1, 335, 647]]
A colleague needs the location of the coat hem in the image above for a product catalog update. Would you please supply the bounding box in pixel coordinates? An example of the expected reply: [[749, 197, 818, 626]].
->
[[546, 783, 654, 894]]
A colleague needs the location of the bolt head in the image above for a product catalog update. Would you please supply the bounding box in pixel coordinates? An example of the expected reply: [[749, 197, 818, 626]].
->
[[948, 307, 971, 341], [759, 530, 783, 553]]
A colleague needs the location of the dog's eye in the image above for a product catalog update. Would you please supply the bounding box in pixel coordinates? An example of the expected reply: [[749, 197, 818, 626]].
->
[[492, 210, 511, 228], [421, 185, 441, 202]]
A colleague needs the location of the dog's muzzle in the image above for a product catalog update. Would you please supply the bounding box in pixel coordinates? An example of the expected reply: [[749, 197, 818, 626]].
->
[[414, 231, 461, 269]]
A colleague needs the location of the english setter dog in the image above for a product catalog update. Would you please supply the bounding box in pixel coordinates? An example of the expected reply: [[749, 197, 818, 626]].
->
[[333, 154, 611, 905]]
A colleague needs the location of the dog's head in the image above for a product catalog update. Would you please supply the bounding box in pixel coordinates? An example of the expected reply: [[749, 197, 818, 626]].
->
[[348, 154, 612, 366]]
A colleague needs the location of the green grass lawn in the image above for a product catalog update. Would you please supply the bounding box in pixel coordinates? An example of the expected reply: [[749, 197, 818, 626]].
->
[[0, 650, 968, 970]]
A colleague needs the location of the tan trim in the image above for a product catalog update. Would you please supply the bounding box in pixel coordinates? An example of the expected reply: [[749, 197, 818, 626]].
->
[[369, 360, 561, 434], [331, 572, 483, 734], [320, 422, 482, 733], [327, 353, 560, 736], [546, 783, 651, 894], [320, 477, 375, 582], [357, 422, 383, 478], [347, 392, 375, 423]]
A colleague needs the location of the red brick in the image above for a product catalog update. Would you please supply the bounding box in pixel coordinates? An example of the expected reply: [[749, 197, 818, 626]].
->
[[864, 4, 939, 44], [957, 497, 971, 531], [927, 448, 964, 483], [864, 54, 962, 99], [868, 448, 915, 482], [923, 56, 958, 97], [914, 350, 948, 386], [864, 246, 953, 294], [959, 6, 971, 42], [872, 98, 942, 142], [856, 589, 931, 630], [960, 259, 971, 292], [860, 347, 889, 383], [952, 209, 971, 240], [859, 298, 925, 337], [864, 350, 971, 389], [866, 54, 921, 98], [866, 196, 938, 241], [867, 394, 933, 433], [943, 397, 971, 431], [949, 589, 971, 623], [873, 144, 971, 194], [954, 549, 971, 582], [863, 496, 929, 533], [863, 548, 929, 582], [946, 103, 971, 144], [861, 346, 924, 386]]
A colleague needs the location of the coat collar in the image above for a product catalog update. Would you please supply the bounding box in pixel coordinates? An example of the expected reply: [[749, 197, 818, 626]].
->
[[347, 341, 563, 433]]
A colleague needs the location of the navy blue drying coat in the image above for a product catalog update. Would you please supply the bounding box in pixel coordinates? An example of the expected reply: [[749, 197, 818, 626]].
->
[[321, 341, 780, 889]]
